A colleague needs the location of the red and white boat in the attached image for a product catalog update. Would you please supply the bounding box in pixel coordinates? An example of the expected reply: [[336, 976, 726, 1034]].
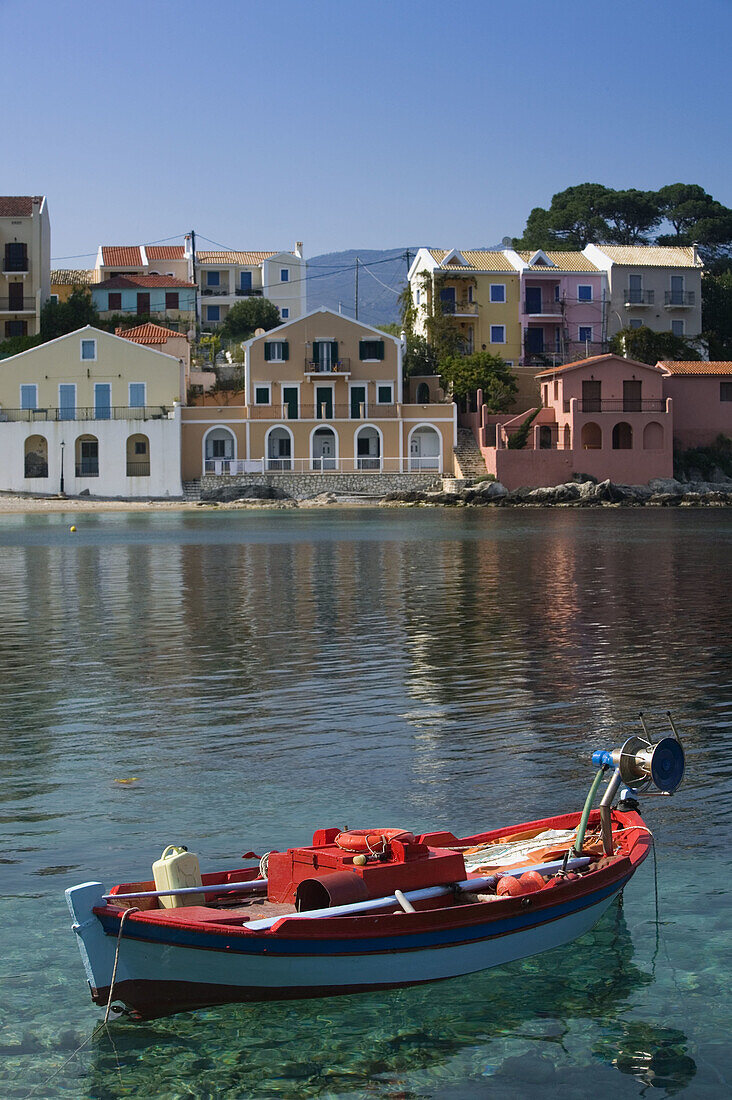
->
[[66, 723, 685, 1020]]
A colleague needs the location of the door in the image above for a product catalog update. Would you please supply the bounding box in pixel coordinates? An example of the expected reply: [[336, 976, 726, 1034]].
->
[[350, 385, 366, 419], [240, 271, 252, 293], [59, 384, 76, 420], [312, 429, 336, 470], [94, 383, 111, 420], [8, 283, 24, 309], [439, 287, 456, 313], [623, 380, 642, 412], [582, 380, 602, 412], [670, 275, 684, 305], [80, 439, 99, 475], [282, 387, 298, 419], [137, 292, 151, 314], [525, 287, 543, 314], [313, 341, 337, 372], [526, 327, 544, 354], [316, 386, 333, 418], [628, 274, 642, 303]]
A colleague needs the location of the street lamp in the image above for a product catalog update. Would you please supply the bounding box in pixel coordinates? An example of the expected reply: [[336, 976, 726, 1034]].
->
[[59, 440, 65, 496]]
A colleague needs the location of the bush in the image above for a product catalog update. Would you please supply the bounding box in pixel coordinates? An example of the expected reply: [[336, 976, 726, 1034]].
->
[[674, 434, 732, 480], [506, 409, 540, 449]]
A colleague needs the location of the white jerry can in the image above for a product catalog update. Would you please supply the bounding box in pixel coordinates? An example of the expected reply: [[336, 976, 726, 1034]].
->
[[152, 845, 205, 909]]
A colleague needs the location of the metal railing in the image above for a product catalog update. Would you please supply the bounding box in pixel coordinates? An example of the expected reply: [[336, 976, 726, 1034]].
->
[[562, 399, 666, 413], [624, 289, 654, 305], [249, 403, 398, 420], [525, 300, 562, 315], [204, 456, 442, 475], [235, 288, 263, 297], [125, 461, 151, 477], [304, 358, 352, 373], [664, 291, 695, 306], [201, 288, 230, 296], [0, 406, 171, 423], [0, 297, 36, 311], [440, 301, 479, 315], [75, 461, 99, 477], [24, 462, 48, 478]]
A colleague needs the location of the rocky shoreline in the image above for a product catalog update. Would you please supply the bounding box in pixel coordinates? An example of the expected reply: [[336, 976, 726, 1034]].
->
[[382, 476, 732, 507]]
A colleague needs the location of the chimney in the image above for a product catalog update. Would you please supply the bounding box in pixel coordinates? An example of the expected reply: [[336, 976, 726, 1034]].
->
[[692, 242, 699, 265], [295, 241, 303, 258]]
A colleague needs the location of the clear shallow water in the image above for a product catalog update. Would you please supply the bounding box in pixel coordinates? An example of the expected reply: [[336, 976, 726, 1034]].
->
[[0, 507, 729, 1099]]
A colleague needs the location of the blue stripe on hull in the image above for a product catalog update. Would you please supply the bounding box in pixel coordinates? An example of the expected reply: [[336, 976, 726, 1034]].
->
[[98, 874, 631, 957]]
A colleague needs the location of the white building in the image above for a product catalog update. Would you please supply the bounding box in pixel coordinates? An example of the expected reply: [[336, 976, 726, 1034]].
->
[[196, 244, 306, 329]]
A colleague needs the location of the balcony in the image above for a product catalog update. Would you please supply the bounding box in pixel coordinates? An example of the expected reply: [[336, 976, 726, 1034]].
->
[[623, 289, 654, 306], [0, 296, 36, 312], [562, 399, 666, 413], [0, 406, 171, 423], [524, 300, 563, 316], [440, 300, 479, 316], [304, 357, 351, 376], [664, 291, 695, 308], [235, 288, 263, 297], [3, 256, 29, 274], [249, 402, 398, 420], [201, 289, 230, 297]]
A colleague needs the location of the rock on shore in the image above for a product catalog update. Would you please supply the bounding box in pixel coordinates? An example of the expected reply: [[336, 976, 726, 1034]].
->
[[382, 477, 732, 507]]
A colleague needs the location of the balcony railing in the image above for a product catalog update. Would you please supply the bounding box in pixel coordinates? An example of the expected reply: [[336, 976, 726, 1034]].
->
[[0, 297, 36, 311], [204, 457, 442, 475], [440, 301, 479, 315], [249, 403, 398, 420], [75, 461, 99, 477], [562, 399, 666, 413], [0, 406, 171, 423], [664, 291, 695, 307], [125, 461, 151, 476], [3, 260, 29, 274], [525, 300, 563, 315], [235, 288, 263, 297], [624, 289, 654, 305], [201, 289, 230, 297], [304, 358, 351, 374]]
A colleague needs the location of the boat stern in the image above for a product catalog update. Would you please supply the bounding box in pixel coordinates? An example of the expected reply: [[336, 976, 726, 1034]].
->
[[65, 882, 116, 1005]]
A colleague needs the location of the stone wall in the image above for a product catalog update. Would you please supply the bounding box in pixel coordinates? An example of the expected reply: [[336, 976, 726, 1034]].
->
[[199, 472, 441, 500]]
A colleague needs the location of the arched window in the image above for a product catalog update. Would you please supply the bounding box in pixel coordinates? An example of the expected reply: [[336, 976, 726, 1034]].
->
[[75, 434, 99, 477], [408, 425, 441, 471], [355, 426, 382, 470], [203, 427, 236, 472], [612, 422, 633, 450], [416, 382, 430, 404], [24, 435, 48, 478], [127, 433, 150, 476], [311, 426, 337, 470], [266, 425, 293, 471], [643, 422, 664, 450], [581, 422, 602, 449]]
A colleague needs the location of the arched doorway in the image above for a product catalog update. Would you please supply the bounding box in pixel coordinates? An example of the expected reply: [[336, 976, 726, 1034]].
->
[[311, 426, 337, 470], [643, 422, 664, 449], [581, 422, 602, 449], [612, 422, 633, 449], [75, 434, 99, 477], [539, 425, 553, 449], [266, 425, 293, 471], [563, 424, 571, 450], [126, 433, 150, 477], [408, 425, 441, 471], [355, 426, 382, 470], [203, 427, 236, 473], [24, 435, 48, 478], [416, 382, 430, 404]]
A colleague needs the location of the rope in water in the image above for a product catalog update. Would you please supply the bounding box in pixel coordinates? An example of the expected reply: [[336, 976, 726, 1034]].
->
[[103, 906, 139, 1025]]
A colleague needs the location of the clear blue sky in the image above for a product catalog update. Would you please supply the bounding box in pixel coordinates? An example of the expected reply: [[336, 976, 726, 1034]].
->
[[2, 0, 730, 262]]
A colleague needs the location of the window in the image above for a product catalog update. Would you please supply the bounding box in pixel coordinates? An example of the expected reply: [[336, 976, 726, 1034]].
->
[[490, 284, 506, 303], [20, 384, 37, 410], [359, 339, 385, 361], [280, 268, 289, 282], [240, 271, 252, 292], [670, 275, 684, 304], [577, 285, 593, 302], [165, 292, 179, 310], [671, 320, 685, 337], [255, 385, 271, 405], [206, 271, 220, 287], [136, 292, 150, 314], [579, 326, 593, 344], [582, 380, 601, 412], [416, 289, 421, 305], [264, 340, 289, 361], [490, 325, 506, 343], [81, 339, 96, 361], [129, 383, 146, 407], [49, 294, 59, 304], [629, 319, 643, 330], [135, 441, 147, 454], [207, 305, 220, 322], [554, 285, 560, 301], [720, 382, 732, 402], [628, 274, 643, 303], [468, 285, 474, 303], [5, 321, 27, 337], [281, 308, 289, 319], [377, 384, 393, 403], [108, 292, 122, 311], [59, 384, 76, 420], [94, 383, 111, 419], [4, 242, 27, 271]]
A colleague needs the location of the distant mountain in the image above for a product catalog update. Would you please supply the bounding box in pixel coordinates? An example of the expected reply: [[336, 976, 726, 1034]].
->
[[306, 243, 508, 328]]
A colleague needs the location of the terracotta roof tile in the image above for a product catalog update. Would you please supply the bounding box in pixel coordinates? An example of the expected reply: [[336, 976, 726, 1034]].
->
[[595, 245, 702, 267], [50, 269, 94, 285], [195, 250, 280, 264], [101, 246, 143, 266], [145, 245, 186, 260], [116, 322, 186, 345], [535, 353, 663, 378], [96, 274, 196, 289], [516, 251, 598, 272], [428, 249, 517, 272], [658, 360, 732, 375], [0, 196, 43, 217]]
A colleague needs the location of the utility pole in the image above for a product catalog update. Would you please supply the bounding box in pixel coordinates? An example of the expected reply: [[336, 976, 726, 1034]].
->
[[355, 256, 359, 320], [190, 229, 199, 328], [405, 249, 412, 275]]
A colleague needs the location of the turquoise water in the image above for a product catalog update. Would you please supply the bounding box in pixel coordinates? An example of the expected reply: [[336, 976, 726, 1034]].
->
[[0, 507, 729, 1099]]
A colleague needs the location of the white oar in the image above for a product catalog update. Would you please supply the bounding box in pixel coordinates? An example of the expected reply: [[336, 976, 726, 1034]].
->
[[103, 879, 267, 902]]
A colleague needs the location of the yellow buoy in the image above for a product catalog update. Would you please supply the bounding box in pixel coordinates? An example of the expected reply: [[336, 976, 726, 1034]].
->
[[69, 525, 76, 532]]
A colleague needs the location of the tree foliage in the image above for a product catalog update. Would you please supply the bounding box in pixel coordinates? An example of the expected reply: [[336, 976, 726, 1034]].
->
[[40, 287, 100, 339], [403, 334, 439, 377], [702, 269, 732, 359], [609, 325, 702, 365], [219, 298, 282, 340], [439, 351, 517, 409], [0, 333, 44, 360]]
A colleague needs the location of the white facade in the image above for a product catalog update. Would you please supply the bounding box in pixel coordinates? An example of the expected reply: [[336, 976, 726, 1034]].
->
[[196, 245, 306, 329]]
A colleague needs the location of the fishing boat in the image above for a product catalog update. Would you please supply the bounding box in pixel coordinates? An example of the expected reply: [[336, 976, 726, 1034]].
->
[[66, 716, 685, 1020]]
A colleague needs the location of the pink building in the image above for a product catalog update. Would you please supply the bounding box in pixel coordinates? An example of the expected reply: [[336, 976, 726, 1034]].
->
[[657, 361, 732, 450], [465, 354, 674, 489]]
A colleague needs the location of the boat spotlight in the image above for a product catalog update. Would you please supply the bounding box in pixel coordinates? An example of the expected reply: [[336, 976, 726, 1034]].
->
[[592, 712, 685, 794]]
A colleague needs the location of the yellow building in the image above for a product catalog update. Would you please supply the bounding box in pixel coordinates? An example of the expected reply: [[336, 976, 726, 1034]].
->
[[181, 309, 456, 480], [50, 269, 94, 303], [1, 195, 50, 339]]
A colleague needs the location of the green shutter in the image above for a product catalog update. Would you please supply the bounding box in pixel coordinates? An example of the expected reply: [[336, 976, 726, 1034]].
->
[[264, 343, 272, 362], [331, 341, 338, 364], [376, 340, 384, 360], [311, 341, 319, 366], [359, 340, 366, 360], [282, 341, 289, 361]]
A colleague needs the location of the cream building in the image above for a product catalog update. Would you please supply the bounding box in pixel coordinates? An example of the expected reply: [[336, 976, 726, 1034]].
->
[[196, 245, 306, 329], [0, 326, 183, 497], [181, 308, 456, 479], [0, 196, 51, 339]]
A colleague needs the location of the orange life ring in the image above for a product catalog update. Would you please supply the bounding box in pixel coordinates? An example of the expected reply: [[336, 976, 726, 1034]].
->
[[335, 828, 415, 855]]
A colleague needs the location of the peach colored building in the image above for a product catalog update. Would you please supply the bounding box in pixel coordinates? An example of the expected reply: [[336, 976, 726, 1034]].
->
[[658, 361, 732, 449], [115, 322, 191, 398], [1, 195, 50, 339], [181, 308, 456, 480], [465, 353, 673, 489]]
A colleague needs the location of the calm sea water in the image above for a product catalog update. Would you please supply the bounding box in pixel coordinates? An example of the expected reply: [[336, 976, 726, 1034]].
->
[[0, 507, 729, 1099]]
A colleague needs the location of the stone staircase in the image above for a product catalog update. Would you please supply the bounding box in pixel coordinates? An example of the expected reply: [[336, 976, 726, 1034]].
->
[[453, 427, 488, 479], [182, 479, 201, 501]]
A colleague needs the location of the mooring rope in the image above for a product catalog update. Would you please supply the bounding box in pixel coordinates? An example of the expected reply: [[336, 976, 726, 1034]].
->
[[103, 906, 139, 1025]]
